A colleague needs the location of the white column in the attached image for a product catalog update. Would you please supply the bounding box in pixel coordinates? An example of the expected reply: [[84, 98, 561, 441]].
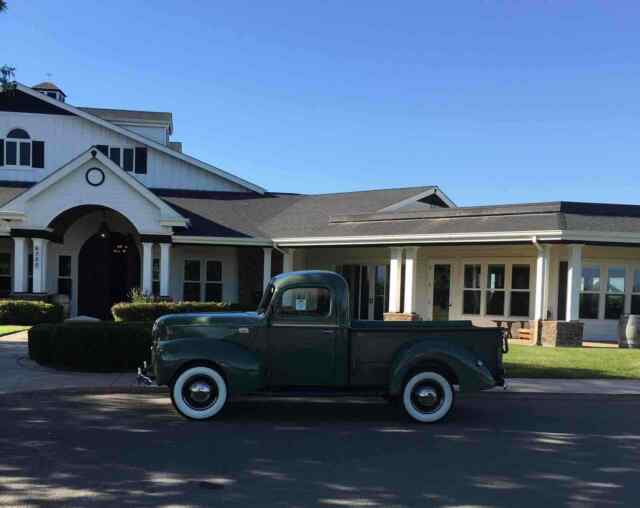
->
[[566, 244, 583, 322], [534, 245, 550, 320], [388, 247, 403, 313], [263, 247, 273, 290], [12, 237, 29, 293], [282, 249, 295, 273], [142, 242, 154, 295], [403, 247, 418, 315], [159, 243, 171, 297], [32, 238, 49, 293]]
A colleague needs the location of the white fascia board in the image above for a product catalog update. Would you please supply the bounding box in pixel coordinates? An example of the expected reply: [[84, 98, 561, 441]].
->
[[16, 84, 265, 194], [272, 230, 566, 247], [172, 236, 274, 246]]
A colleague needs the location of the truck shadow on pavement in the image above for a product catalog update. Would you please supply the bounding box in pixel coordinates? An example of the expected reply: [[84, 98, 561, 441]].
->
[[0, 391, 639, 507]]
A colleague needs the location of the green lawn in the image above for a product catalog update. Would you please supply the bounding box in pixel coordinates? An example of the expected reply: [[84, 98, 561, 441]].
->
[[505, 344, 640, 379], [0, 325, 30, 337]]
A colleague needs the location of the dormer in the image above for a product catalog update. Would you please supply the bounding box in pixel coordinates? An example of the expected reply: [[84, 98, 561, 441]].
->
[[32, 81, 67, 102], [78, 107, 174, 145]]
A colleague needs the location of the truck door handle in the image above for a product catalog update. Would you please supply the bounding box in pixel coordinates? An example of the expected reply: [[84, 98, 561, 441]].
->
[[321, 329, 336, 335]]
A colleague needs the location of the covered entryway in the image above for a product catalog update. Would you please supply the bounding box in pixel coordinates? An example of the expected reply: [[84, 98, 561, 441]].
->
[[78, 231, 140, 319]]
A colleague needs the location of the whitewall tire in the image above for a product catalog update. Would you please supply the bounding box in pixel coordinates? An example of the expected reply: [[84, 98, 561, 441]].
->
[[171, 366, 228, 420], [402, 371, 454, 423]]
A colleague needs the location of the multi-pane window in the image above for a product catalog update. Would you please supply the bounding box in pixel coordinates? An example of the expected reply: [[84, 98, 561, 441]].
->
[[510, 265, 531, 317], [463, 264, 482, 315], [605, 267, 625, 320], [0, 129, 45, 168], [486, 264, 505, 315], [93, 145, 147, 173], [579, 266, 600, 319], [0, 253, 11, 293], [183, 260, 224, 302], [57, 255, 72, 297]]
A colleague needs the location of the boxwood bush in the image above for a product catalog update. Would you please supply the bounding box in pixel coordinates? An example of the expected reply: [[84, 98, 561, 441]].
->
[[0, 300, 64, 325], [111, 301, 255, 323], [28, 322, 153, 372]]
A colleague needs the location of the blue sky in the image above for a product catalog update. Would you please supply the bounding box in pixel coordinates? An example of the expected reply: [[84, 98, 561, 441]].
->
[[4, 1, 640, 205]]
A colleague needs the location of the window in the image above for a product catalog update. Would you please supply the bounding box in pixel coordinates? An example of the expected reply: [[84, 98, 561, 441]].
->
[[605, 267, 625, 320], [110, 147, 121, 166], [275, 287, 331, 319], [123, 148, 134, 171], [486, 264, 505, 315], [1, 129, 44, 168], [463, 264, 481, 315], [134, 147, 147, 174], [57, 255, 72, 297], [510, 265, 531, 317], [0, 253, 11, 293], [183, 259, 224, 302], [631, 270, 640, 314], [152, 258, 160, 296], [579, 266, 600, 319]]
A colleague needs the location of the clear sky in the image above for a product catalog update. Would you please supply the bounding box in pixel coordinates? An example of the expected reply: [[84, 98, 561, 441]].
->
[[3, 1, 640, 205]]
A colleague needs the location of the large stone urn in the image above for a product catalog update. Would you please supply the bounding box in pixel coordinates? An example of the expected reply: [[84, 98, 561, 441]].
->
[[618, 315, 640, 348]]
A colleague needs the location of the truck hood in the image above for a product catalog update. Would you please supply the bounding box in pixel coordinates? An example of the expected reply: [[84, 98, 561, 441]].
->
[[157, 311, 262, 328]]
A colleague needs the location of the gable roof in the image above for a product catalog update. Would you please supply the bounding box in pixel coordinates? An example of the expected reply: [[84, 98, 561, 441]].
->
[[0, 148, 188, 228], [15, 83, 266, 195]]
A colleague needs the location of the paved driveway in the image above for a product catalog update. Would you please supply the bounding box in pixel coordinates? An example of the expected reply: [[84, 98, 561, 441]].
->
[[0, 391, 638, 507]]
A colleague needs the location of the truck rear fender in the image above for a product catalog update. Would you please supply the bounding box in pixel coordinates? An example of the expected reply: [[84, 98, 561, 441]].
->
[[156, 337, 264, 395], [388, 340, 496, 396]]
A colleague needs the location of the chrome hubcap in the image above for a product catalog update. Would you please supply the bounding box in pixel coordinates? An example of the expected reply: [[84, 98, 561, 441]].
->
[[416, 387, 438, 406], [189, 381, 212, 403], [411, 381, 444, 413]]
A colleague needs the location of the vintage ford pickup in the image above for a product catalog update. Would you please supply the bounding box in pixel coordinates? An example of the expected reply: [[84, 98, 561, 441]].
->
[[146, 270, 506, 423]]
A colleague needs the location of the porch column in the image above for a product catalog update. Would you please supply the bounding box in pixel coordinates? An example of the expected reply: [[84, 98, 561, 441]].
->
[[566, 244, 583, 321], [142, 242, 154, 295], [534, 244, 550, 320], [282, 249, 295, 274], [263, 247, 272, 290], [388, 247, 403, 313], [31, 238, 49, 293], [159, 243, 171, 297], [403, 247, 418, 315], [12, 237, 29, 293]]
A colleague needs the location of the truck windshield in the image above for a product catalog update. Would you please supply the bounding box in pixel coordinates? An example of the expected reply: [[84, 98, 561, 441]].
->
[[257, 283, 275, 314]]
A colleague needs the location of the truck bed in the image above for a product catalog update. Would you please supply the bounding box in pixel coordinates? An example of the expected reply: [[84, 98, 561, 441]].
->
[[348, 320, 504, 387]]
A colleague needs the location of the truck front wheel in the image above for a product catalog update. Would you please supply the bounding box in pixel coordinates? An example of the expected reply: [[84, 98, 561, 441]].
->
[[402, 371, 454, 423], [171, 365, 228, 420]]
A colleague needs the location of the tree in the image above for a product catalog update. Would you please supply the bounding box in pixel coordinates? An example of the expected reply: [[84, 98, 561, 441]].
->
[[0, 1, 15, 93], [0, 1, 6, 12]]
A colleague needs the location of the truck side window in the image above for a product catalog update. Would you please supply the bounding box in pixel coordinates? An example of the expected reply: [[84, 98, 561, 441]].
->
[[275, 287, 332, 319]]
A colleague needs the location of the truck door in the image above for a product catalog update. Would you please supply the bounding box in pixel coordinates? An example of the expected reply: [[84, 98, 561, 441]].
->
[[267, 285, 338, 386]]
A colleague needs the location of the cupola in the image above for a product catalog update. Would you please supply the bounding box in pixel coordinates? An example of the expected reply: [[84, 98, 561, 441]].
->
[[32, 81, 67, 102]]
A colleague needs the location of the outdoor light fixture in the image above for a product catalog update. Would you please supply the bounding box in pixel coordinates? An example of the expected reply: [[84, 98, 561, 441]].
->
[[97, 211, 111, 239]]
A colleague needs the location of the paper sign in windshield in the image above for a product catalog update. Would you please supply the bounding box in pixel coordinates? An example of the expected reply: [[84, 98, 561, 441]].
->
[[295, 298, 307, 311]]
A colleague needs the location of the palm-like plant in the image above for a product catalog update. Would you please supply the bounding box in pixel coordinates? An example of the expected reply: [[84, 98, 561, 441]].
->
[[0, 1, 6, 12]]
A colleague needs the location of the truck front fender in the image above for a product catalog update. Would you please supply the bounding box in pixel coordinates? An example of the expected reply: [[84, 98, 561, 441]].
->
[[155, 337, 265, 395], [388, 340, 496, 396]]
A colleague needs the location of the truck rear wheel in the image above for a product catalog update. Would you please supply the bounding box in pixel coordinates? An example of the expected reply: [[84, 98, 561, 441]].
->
[[171, 365, 228, 420], [401, 371, 454, 423]]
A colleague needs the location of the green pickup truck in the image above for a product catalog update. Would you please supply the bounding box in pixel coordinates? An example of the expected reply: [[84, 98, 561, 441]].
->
[[146, 270, 506, 423]]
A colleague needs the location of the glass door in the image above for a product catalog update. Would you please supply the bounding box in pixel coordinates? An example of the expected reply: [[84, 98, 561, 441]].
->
[[337, 264, 388, 320], [432, 264, 452, 321]]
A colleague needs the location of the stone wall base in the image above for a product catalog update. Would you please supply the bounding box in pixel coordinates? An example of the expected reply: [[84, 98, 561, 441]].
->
[[384, 312, 420, 321], [529, 320, 584, 347]]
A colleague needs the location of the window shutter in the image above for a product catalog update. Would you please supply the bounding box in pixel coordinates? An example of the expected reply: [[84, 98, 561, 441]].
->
[[32, 141, 45, 168], [96, 145, 109, 157], [0, 140, 3, 166], [134, 147, 147, 174]]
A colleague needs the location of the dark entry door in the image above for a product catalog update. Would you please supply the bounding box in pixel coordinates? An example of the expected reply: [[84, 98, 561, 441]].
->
[[432, 264, 452, 321], [78, 233, 140, 319]]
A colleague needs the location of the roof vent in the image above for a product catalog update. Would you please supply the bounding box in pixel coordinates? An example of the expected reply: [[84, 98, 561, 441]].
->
[[32, 81, 67, 102]]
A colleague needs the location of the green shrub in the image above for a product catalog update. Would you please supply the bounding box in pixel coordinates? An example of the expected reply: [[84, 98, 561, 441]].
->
[[111, 301, 256, 322], [0, 300, 64, 325], [28, 322, 153, 372]]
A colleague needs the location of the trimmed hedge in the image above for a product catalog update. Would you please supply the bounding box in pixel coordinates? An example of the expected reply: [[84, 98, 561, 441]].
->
[[111, 301, 256, 322], [28, 322, 153, 372], [0, 300, 64, 325]]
